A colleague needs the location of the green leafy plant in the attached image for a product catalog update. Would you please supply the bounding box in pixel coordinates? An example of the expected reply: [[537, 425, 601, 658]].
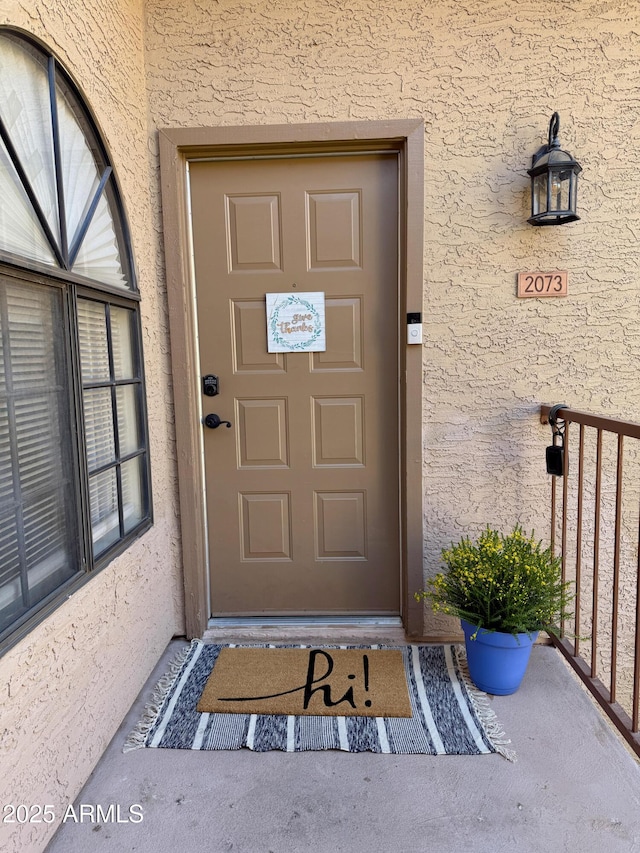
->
[[415, 525, 574, 638]]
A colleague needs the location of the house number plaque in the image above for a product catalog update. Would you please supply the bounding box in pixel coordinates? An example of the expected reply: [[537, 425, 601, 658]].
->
[[517, 271, 568, 298]]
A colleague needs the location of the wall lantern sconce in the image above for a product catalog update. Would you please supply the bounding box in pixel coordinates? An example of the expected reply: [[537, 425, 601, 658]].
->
[[528, 112, 582, 226]]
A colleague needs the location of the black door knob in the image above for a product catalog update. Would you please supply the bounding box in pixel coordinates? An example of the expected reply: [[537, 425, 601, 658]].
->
[[204, 413, 232, 429]]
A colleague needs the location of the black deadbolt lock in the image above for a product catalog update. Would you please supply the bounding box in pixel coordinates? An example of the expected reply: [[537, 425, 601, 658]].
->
[[202, 374, 219, 397]]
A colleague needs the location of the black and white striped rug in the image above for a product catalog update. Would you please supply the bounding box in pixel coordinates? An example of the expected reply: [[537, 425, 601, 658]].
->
[[124, 642, 514, 759]]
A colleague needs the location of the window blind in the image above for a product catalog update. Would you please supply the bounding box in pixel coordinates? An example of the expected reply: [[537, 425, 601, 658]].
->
[[0, 279, 78, 631]]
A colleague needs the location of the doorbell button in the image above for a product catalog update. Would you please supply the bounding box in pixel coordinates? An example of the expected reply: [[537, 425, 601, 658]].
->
[[407, 323, 422, 344]]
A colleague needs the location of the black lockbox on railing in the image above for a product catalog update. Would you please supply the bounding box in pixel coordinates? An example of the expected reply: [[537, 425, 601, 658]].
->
[[546, 403, 568, 476]]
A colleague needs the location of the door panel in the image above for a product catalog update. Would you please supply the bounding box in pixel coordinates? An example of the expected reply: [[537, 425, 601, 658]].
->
[[189, 153, 400, 615]]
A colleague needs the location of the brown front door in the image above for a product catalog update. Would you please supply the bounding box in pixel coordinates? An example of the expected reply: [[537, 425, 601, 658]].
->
[[189, 153, 399, 615]]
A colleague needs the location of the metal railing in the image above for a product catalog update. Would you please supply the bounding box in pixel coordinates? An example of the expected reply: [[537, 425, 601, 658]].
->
[[540, 404, 640, 758]]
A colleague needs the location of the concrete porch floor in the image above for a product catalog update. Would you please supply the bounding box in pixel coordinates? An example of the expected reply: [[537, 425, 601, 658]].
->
[[44, 637, 640, 853]]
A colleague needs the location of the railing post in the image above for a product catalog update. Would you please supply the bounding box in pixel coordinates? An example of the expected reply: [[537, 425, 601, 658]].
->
[[575, 424, 585, 657], [634, 500, 640, 732], [610, 434, 624, 703], [560, 421, 569, 636], [592, 428, 602, 679]]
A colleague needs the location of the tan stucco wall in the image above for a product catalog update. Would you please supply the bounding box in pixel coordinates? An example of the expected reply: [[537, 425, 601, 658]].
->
[[0, 3, 183, 852], [143, 0, 640, 634]]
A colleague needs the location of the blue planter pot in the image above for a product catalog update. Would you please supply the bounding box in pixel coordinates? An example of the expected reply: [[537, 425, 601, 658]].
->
[[461, 619, 538, 695]]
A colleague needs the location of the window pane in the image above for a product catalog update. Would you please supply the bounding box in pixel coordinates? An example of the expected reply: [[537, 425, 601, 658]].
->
[[0, 136, 57, 265], [110, 306, 135, 379], [0, 511, 21, 621], [116, 385, 141, 456], [89, 467, 119, 556], [54, 74, 129, 290], [83, 387, 115, 471], [71, 189, 128, 289], [24, 491, 72, 599], [0, 36, 60, 245], [0, 278, 79, 637], [54, 78, 101, 253], [0, 402, 10, 503], [7, 285, 59, 390], [15, 394, 68, 493], [77, 299, 109, 382], [121, 456, 144, 535]]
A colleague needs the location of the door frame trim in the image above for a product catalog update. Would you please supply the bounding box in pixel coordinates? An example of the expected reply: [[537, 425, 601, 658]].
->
[[158, 120, 425, 639]]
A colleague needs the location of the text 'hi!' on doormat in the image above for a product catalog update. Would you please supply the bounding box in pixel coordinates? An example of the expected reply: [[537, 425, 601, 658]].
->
[[197, 647, 413, 717], [124, 642, 515, 759]]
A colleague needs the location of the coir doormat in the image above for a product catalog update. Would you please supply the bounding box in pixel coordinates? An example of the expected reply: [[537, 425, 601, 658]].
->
[[196, 647, 412, 717], [124, 642, 515, 759]]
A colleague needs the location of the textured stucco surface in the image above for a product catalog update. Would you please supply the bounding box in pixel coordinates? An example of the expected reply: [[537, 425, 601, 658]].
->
[[143, 0, 640, 626], [0, 3, 183, 853]]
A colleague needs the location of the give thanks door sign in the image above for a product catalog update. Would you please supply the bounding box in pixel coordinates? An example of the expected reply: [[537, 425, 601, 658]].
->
[[266, 292, 326, 352], [196, 647, 412, 718]]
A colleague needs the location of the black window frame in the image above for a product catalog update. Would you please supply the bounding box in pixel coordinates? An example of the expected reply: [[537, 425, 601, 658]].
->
[[0, 29, 153, 656]]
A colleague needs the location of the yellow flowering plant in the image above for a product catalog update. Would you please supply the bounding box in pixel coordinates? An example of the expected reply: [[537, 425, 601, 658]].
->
[[415, 525, 574, 637]]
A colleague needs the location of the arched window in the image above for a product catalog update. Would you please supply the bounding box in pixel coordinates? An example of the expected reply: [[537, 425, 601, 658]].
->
[[0, 30, 151, 652]]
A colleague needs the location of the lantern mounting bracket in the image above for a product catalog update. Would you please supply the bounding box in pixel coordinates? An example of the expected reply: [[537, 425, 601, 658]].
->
[[548, 112, 560, 149]]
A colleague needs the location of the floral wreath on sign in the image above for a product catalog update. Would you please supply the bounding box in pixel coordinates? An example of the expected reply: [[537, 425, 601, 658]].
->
[[269, 295, 323, 351]]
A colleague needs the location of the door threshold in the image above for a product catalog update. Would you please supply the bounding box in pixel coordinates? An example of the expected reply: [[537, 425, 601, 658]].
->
[[203, 615, 407, 644], [207, 616, 403, 628]]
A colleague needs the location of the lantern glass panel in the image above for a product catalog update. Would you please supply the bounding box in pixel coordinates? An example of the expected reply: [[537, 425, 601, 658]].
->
[[550, 169, 571, 212], [533, 174, 547, 216]]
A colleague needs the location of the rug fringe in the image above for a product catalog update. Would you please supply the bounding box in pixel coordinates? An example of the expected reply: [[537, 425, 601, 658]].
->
[[454, 645, 518, 762], [123, 639, 201, 753]]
